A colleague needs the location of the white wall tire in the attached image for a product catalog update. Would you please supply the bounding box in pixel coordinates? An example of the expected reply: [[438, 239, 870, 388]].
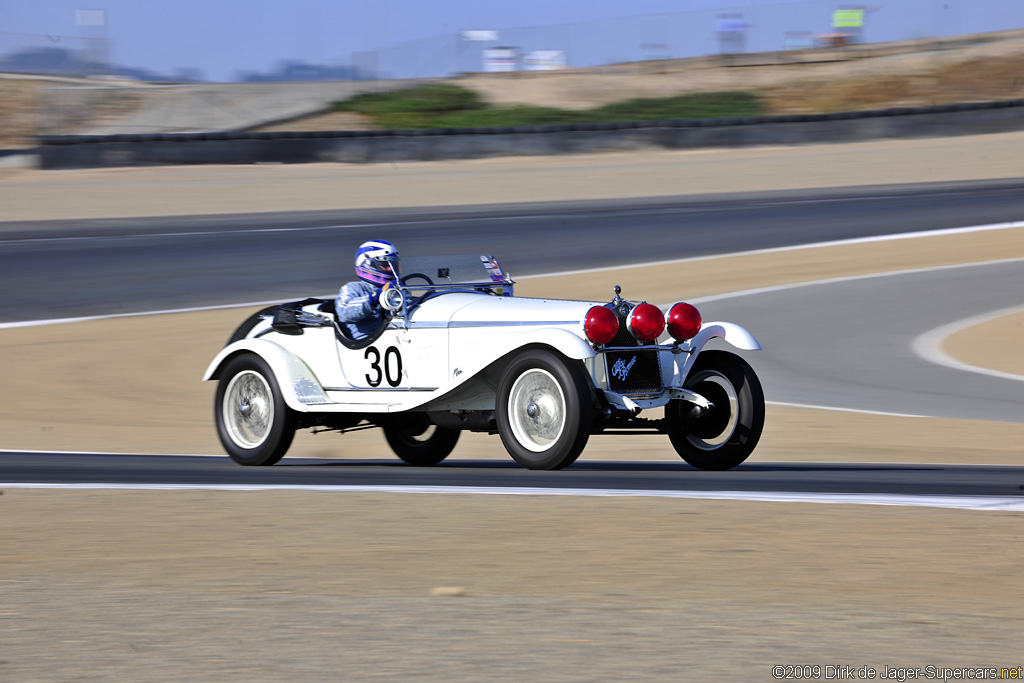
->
[[215, 354, 295, 466], [497, 349, 593, 470]]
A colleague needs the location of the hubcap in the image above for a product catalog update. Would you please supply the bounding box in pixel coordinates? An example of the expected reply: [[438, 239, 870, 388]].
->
[[223, 370, 273, 449], [508, 369, 566, 452]]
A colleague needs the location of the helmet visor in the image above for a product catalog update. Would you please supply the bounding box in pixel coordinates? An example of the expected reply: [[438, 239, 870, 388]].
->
[[373, 255, 399, 277]]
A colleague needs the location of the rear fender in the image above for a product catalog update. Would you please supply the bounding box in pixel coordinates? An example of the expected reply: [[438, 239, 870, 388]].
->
[[202, 339, 327, 412]]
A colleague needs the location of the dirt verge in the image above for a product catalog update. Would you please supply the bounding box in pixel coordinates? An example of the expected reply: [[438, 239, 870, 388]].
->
[[3, 130, 1024, 221], [945, 308, 1024, 377], [1, 490, 1020, 680]]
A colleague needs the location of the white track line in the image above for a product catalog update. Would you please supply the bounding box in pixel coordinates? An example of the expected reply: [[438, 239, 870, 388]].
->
[[0, 448, 223, 457], [911, 303, 1024, 383], [3, 221, 1022, 420], [687, 256, 1024, 305], [5, 220, 1021, 506], [517, 220, 1024, 280], [0, 299, 296, 329], [2, 482, 1022, 511], [3, 220, 1022, 331], [763, 400, 926, 418]]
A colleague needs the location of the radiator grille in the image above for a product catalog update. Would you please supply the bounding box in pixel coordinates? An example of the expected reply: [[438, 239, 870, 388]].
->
[[604, 313, 663, 396]]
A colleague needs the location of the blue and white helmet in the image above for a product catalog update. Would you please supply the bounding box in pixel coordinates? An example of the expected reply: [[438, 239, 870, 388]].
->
[[354, 239, 399, 286]]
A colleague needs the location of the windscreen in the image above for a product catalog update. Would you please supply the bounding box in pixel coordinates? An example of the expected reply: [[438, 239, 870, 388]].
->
[[399, 254, 511, 288]]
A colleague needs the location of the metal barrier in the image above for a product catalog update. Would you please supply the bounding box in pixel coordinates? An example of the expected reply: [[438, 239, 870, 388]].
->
[[37, 98, 1024, 169]]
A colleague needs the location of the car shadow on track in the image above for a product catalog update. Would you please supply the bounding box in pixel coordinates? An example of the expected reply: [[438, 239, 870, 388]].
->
[[277, 458, 948, 473]]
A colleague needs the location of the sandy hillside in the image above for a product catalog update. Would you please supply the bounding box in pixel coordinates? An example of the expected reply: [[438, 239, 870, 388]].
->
[[5, 30, 1024, 149]]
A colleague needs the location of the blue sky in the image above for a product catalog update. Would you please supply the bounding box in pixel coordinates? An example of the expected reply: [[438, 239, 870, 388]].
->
[[2, 1, 1022, 80]]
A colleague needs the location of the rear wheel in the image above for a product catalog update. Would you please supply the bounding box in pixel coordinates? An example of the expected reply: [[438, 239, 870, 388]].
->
[[384, 416, 460, 465], [667, 350, 764, 471], [496, 349, 593, 470], [215, 353, 296, 466]]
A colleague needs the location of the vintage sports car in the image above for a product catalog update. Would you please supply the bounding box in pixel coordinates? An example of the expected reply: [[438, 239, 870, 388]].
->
[[203, 254, 764, 471]]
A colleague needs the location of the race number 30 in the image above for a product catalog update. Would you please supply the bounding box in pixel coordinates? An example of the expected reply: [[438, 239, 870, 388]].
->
[[365, 346, 403, 387]]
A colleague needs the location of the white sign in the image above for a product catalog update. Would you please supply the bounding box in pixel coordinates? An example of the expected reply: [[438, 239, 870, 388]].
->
[[484, 47, 518, 72], [76, 9, 107, 26], [462, 30, 499, 42], [524, 50, 567, 71]]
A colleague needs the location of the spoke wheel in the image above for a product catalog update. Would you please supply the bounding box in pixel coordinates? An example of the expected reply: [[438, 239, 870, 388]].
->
[[508, 369, 566, 452], [215, 354, 295, 466], [667, 350, 764, 471], [223, 370, 274, 449], [497, 349, 592, 470]]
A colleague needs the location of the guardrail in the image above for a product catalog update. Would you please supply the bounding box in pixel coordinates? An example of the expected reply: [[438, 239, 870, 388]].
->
[[37, 98, 1024, 170]]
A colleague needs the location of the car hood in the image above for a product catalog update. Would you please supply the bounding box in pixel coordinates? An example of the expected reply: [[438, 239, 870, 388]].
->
[[410, 292, 598, 327]]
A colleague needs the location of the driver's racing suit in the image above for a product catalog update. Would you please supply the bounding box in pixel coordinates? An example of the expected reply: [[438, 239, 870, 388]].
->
[[335, 280, 383, 340]]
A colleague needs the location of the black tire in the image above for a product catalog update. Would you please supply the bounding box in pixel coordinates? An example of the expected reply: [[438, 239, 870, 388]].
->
[[215, 353, 296, 466], [383, 416, 460, 465], [667, 350, 764, 471], [496, 349, 593, 470]]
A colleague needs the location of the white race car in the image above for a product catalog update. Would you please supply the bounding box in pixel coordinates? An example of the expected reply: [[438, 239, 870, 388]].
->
[[203, 254, 764, 470]]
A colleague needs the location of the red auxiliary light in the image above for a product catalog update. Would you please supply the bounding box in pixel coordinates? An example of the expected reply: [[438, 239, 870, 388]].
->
[[584, 305, 619, 345], [627, 303, 665, 342], [667, 302, 702, 341]]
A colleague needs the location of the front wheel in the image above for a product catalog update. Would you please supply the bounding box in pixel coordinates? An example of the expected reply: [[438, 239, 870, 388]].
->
[[215, 353, 296, 466], [496, 349, 593, 470], [667, 350, 764, 471], [383, 416, 460, 465]]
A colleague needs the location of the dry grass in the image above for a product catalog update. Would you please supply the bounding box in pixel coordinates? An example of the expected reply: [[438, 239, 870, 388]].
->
[[0, 79, 145, 149], [252, 110, 376, 132], [0, 79, 39, 149], [763, 53, 1024, 114]]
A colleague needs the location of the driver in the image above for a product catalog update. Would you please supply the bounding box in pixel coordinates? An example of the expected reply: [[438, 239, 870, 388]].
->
[[335, 239, 399, 340]]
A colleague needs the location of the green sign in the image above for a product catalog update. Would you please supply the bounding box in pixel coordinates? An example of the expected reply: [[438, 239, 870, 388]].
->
[[832, 8, 865, 28]]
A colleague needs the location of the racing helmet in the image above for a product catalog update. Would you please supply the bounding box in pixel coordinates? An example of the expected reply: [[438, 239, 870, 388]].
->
[[354, 239, 400, 286]]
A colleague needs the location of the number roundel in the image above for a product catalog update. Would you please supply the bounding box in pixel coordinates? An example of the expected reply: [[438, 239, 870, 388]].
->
[[365, 346, 403, 388]]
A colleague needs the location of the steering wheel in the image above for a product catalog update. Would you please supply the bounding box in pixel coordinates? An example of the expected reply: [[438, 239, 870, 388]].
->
[[400, 272, 436, 310]]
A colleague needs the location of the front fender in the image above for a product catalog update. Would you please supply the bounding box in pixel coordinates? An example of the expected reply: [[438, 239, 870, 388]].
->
[[688, 321, 762, 353], [202, 338, 328, 412], [443, 325, 594, 393], [506, 327, 596, 361]]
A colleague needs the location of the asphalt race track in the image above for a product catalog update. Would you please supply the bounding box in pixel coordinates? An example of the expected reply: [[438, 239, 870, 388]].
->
[[3, 180, 1023, 497], [2, 453, 1023, 500], [697, 258, 1024, 422], [2, 179, 1023, 322]]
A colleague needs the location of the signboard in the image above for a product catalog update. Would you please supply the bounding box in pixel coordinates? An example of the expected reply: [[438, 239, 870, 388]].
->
[[484, 47, 519, 72], [462, 30, 499, 42], [524, 50, 566, 71]]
